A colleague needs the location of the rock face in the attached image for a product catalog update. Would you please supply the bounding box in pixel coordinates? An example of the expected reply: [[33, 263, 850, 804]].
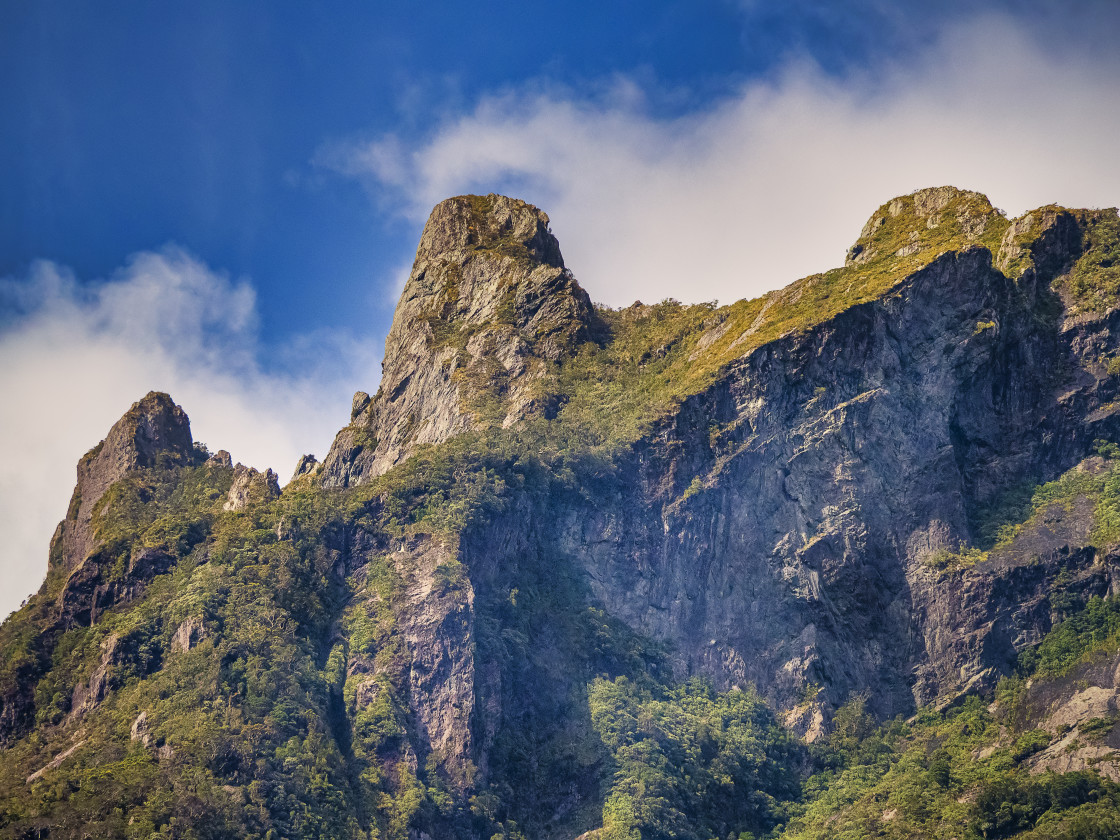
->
[[557, 218, 1120, 728], [344, 531, 481, 790], [1024, 646, 1120, 783], [358, 195, 1120, 737], [320, 194, 596, 487], [291, 453, 319, 481], [43, 393, 196, 629], [910, 469, 1119, 708], [50, 391, 193, 577], [569, 247, 1046, 721], [67, 633, 124, 721], [223, 464, 281, 512], [170, 616, 206, 653]]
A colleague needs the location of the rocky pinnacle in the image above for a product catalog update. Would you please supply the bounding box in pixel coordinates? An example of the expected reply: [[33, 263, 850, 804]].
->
[[319, 194, 596, 488]]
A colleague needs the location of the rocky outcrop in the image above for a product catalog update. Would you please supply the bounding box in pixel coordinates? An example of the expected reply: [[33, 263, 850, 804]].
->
[[206, 449, 233, 468], [908, 453, 1120, 709], [320, 194, 597, 487], [291, 453, 319, 481], [39, 393, 199, 630], [56, 545, 176, 628], [67, 633, 124, 722], [130, 710, 153, 746], [223, 464, 281, 512], [1013, 642, 1120, 783], [0, 395, 196, 745], [536, 249, 1014, 723], [343, 530, 480, 792], [50, 392, 193, 577], [845, 186, 1002, 266], [170, 616, 206, 653], [25, 739, 86, 785]]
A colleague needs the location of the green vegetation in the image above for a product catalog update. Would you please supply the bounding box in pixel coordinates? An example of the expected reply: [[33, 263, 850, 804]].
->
[[0, 508, 358, 838], [925, 445, 1120, 574], [779, 592, 1120, 840], [924, 544, 989, 573], [590, 677, 801, 840], [533, 190, 1021, 457], [89, 458, 235, 578], [0, 424, 662, 839], [462, 194, 546, 268], [1056, 210, 1120, 316], [849, 188, 1007, 273], [547, 299, 723, 450], [1018, 596, 1120, 680]]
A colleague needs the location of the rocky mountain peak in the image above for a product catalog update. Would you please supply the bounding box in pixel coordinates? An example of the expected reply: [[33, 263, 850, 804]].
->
[[223, 464, 281, 512], [413, 192, 565, 270], [12, 188, 1120, 839], [319, 194, 596, 488], [51, 391, 193, 577], [385, 194, 588, 362], [845, 185, 1003, 266]]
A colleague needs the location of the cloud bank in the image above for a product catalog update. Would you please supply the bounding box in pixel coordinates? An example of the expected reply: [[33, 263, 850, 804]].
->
[[329, 14, 1120, 307], [0, 248, 380, 618]]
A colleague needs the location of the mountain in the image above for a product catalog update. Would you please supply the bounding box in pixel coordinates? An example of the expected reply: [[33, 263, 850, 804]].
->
[[3, 187, 1120, 839]]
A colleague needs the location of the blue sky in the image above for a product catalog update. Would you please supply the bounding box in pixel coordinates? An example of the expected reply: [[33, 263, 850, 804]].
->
[[2, 0, 750, 339], [2, 0, 1120, 615]]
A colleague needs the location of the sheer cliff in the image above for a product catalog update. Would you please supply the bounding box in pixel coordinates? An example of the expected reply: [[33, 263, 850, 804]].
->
[[3, 188, 1120, 840]]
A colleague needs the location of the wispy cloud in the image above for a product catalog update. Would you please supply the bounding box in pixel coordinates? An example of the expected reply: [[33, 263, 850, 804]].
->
[[325, 13, 1120, 307], [0, 248, 380, 618]]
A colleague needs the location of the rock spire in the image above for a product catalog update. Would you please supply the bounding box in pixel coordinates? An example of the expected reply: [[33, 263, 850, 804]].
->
[[320, 194, 596, 487]]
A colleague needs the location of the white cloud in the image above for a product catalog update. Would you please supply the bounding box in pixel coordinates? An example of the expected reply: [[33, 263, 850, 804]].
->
[[0, 248, 380, 619], [329, 13, 1120, 307]]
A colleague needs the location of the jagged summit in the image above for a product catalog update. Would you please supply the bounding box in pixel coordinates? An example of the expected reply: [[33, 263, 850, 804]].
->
[[845, 185, 1003, 267], [318, 188, 1119, 491], [50, 391, 193, 579], [413, 192, 565, 270], [842, 185, 1111, 286], [319, 194, 596, 488]]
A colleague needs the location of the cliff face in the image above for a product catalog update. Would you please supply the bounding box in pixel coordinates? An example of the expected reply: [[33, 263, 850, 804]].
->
[[326, 188, 1120, 818], [565, 236, 1119, 726], [425, 205, 1120, 740], [320, 194, 596, 487], [5, 188, 1120, 839]]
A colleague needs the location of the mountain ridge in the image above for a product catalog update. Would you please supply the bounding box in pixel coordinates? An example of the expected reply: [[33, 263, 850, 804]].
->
[[319, 186, 1113, 495], [4, 186, 1120, 839]]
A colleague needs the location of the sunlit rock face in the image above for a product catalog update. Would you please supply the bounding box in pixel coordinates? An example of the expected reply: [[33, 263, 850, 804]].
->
[[320, 194, 596, 488]]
